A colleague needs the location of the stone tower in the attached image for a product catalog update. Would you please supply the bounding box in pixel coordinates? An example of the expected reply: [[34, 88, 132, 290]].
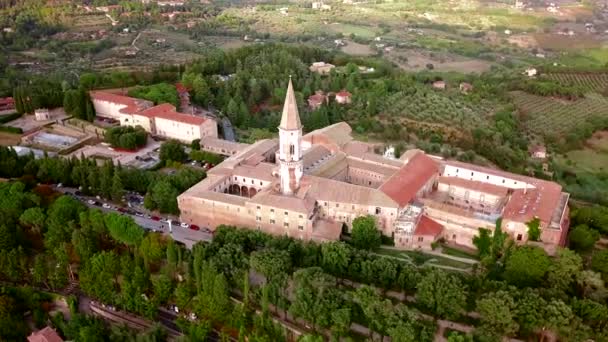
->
[[278, 77, 303, 195]]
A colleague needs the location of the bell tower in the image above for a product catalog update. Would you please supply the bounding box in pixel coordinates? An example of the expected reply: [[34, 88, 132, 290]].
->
[[278, 77, 303, 195]]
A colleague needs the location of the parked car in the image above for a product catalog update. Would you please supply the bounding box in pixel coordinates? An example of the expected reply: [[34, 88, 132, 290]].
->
[[93, 201, 102, 206], [135, 212, 144, 217], [117, 207, 127, 213], [75, 191, 83, 196], [151, 216, 161, 221], [87, 199, 96, 205], [171, 220, 180, 226], [190, 224, 200, 231], [180, 222, 189, 228]]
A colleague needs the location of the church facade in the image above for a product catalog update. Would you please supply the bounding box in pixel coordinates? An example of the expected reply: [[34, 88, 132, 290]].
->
[[178, 78, 570, 252]]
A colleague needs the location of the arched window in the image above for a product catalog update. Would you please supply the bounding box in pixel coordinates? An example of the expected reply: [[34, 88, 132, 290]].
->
[[289, 144, 295, 155]]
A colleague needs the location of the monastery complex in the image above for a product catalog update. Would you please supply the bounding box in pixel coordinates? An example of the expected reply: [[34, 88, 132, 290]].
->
[[178, 79, 570, 252]]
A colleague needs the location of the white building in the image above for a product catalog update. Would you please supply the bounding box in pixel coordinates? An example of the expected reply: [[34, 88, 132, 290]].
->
[[90, 91, 217, 143]]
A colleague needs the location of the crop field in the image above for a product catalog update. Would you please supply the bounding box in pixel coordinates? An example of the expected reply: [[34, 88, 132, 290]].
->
[[511, 91, 608, 136], [557, 132, 608, 173], [544, 72, 608, 92], [381, 89, 494, 129]]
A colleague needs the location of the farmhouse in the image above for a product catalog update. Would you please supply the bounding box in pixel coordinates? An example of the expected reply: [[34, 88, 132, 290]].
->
[[28, 327, 63, 342], [0, 97, 15, 112], [525, 68, 538, 77], [308, 91, 328, 110], [178, 78, 570, 253], [432, 80, 446, 90], [529, 145, 547, 159], [335, 90, 352, 104], [459, 82, 473, 94], [90, 91, 217, 143], [309, 62, 335, 75]]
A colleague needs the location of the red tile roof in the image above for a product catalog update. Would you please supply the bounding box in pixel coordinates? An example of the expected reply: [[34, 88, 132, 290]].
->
[[175, 82, 189, 94], [91, 91, 206, 126], [502, 182, 563, 224], [139, 103, 206, 125], [90, 91, 150, 114], [308, 94, 326, 105], [414, 215, 443, 237], [28, 327, 63, 342], [0, 97, 14, 105], [336, 90, 352, 98], [379, 152, 438, 206]]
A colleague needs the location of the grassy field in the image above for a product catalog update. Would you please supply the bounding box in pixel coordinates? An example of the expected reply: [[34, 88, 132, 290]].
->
[[376, 248, 472, 270], [559, 131, 608, 173]]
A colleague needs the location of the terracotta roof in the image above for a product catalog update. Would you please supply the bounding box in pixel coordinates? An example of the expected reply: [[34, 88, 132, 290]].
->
[[312, 219, 342, 242], [502, 182, 563, 224], [414, 215, 443, 237], [336, 90, 352, 98], [251, 187, 316, 213], [304, 174, 397, 208], [279, 78, 302, 130], [438, 176, 509, 197], [347, 158, 399, 177], [90, 91, 152, 114], [28, 327, 63, 342], [379, 152, 438, 207], [139, 103, 207, 126], [0, 97, 14, 105], [175, 82, 189, 94], [308, 93, 326, 105]]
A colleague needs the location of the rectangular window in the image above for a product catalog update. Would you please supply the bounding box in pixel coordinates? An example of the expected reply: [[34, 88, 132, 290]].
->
[[375, 207, 381, 214], [299, 215, 303, 219], [257, 206, 261, 210], [270, 209, 274, 213], [256, 216, 261, 221], [418, 237, 424, 242], [298, 225, 304, 230], [336, 203, 339, 208], [284, 222, 289, 227], [284, 211, 288, 216], [270, 219, 275, 224]]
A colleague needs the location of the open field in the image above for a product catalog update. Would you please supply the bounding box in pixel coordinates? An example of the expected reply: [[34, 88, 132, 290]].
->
[[388, 48, 493, 73], [511, 91, 608, 137], [560, 131, 608, 173], [340, 41, 375, 56]]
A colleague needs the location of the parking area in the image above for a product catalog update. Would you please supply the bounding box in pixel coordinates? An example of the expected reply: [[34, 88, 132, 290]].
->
[[56, 186, 212, 248]]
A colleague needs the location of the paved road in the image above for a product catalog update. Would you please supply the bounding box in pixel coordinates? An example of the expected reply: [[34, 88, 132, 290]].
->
[[56, 186, 212, 249]]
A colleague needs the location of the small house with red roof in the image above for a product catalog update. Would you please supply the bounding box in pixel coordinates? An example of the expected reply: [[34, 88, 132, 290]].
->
[[0, 97, 15, 112], [90, 90, 217, 143], [28, 327, 63, 342], [308, 91, 328, 110], [335, 90, 352, 104]]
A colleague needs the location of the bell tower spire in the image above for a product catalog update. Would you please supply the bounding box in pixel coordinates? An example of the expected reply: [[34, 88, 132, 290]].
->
[[278, 76, 303, 195]]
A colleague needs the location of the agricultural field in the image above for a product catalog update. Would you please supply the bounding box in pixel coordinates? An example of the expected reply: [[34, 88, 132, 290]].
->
[[381, 88, 495, 130], [557, 131, 608, 173], [511, 91, 608, 136], [0, 132, 21, 146], [544, 72, 608, 93]]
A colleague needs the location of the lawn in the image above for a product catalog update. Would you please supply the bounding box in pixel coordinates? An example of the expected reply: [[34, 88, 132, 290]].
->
[[558, 131, 608, 173], [376, 248, 473, 270]]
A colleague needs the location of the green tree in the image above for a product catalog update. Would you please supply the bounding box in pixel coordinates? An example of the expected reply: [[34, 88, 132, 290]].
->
[[547, 248, 583, 294], [104, 213, 144, 247], [111, 171, 124, 202], [416, 269, 467, 320], [476, 290, 519, 337], [139, 233, 165, 269], [351, 215, 381, 250], [591, 250, 608, 280], [504, 245, 550, 288], [569, 225, 599, 253], [160, 140, 187, 165], [320, 241, 351, 277], [19, 207, 46, 233], [526, 218, 541, 241]]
